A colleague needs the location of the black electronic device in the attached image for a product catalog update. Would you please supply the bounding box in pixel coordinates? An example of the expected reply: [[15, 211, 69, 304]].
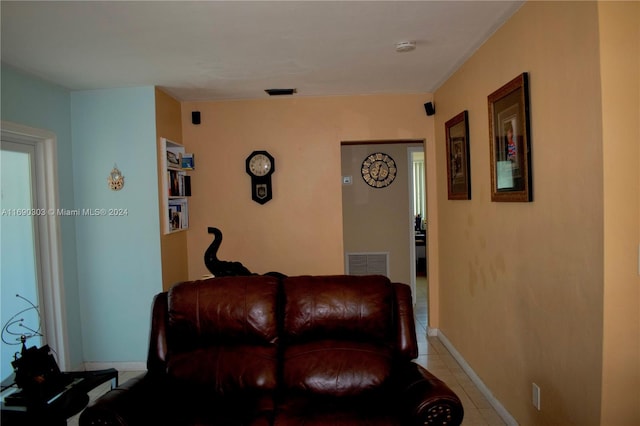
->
[[424, 102, 435, 116], [191, 111, 201, 125], [9, 343, 71, 404]]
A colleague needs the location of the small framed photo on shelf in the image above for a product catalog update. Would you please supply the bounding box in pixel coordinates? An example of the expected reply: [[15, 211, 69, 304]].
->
[[445, 110, 471, 200], [488, 72, 532, 202], [167, 150, 181, 166]]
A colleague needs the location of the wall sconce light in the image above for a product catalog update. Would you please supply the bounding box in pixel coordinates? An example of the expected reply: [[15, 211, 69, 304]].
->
[[108, 165, 125, 191]]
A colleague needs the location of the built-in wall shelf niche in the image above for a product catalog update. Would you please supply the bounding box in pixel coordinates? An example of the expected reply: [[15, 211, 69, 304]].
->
[[161, 137, 192, 234]]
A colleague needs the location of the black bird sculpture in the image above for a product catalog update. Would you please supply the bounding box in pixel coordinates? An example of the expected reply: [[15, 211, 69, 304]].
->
[[204, 227, 253, 277]]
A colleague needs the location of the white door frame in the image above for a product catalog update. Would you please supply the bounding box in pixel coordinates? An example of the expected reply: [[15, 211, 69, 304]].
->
[[407, 146, 425, 301], [1, 121, 69, 370]]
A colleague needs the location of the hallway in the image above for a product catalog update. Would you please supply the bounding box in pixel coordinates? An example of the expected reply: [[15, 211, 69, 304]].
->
[[413, 277, 505, 425]]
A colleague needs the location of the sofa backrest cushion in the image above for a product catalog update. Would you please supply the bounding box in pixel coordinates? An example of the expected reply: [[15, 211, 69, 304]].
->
[[165, 276, 279, 393], [168, 276, 279, 347], [283, 275, 393, 343], [282, 275, 395, 396]]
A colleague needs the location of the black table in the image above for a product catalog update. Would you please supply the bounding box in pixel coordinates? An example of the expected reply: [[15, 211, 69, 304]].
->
[[1, 368, 118, 426]]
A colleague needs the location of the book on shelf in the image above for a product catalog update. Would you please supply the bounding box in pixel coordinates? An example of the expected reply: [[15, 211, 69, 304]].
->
[[167, 171, 191, 197], [182, 153, 195, 170], [169, 208, 181, 231], [183, 175, 191, 196], [168, 199, 188, 231]]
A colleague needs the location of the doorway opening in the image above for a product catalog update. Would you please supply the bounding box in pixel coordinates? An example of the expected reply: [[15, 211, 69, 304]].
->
[[340, 140, 426, 310], [1, 122, 68, 381]]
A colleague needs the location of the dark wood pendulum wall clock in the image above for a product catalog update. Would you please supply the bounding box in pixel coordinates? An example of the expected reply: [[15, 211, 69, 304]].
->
[[361, 152, 397, 188], [245, 150, 275, 204]]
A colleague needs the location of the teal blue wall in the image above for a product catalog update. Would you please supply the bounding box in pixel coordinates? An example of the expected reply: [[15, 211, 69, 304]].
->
[[1, 64, 84, 369], [2, 65, 163, 365], [71, 87, 162, 362]]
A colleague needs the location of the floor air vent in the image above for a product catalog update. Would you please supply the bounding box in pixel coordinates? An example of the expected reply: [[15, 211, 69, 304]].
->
[[346, 252, 389, 277]]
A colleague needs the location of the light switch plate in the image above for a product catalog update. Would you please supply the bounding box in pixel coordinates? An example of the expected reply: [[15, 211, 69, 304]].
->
[[532, 383, 541, 411]]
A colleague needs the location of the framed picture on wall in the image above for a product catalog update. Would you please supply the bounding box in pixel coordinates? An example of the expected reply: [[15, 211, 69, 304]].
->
[[488, 72, 532, 202], [445, 110, 471, 200]]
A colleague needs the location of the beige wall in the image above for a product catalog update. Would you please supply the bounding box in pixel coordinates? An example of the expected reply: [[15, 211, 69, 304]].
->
[[180, 94, 435, 283], [434, 1, 638, 424], [155, 87, 189, 290], [168, 2, 639, 423], [599, 2, 640, 424], [341, 142, 422, 286]]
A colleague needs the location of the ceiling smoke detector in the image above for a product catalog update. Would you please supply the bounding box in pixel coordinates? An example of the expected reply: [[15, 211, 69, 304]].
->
[[395, 41, 416, 53]]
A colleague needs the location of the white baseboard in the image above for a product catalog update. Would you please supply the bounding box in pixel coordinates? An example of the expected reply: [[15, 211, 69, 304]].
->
[[83, 361, 146, 372], [430, 328, 518, 426]]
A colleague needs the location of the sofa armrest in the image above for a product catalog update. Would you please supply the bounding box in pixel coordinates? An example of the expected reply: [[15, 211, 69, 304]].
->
[[397, 362, 464, 426], [79, 372, 165, 426]]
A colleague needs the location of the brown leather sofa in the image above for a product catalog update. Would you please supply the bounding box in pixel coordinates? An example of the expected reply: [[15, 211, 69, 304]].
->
[[80, 275, 464, 425]]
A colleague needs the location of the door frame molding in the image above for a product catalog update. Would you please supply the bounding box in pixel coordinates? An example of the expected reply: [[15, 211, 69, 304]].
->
[[1, 120, 69, 370], [407, 146, 426, 301]]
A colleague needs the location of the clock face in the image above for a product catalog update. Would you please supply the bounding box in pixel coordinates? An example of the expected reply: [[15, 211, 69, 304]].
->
[[248, 153, 272, 177], [361, 152, 397, 188]]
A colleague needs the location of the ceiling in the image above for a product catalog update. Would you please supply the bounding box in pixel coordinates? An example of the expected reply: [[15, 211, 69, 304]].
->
[[1, 1, 523, 101]]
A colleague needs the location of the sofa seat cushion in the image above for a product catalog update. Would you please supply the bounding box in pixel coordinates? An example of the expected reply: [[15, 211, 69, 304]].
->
[[274, 393, 401, 426], [160, 387, 274, 426], [283, 340, 393, 397]]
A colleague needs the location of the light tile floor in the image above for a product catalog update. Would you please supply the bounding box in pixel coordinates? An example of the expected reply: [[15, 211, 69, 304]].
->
[[413, 276, 506, 426], [70, 278, 505, 426]]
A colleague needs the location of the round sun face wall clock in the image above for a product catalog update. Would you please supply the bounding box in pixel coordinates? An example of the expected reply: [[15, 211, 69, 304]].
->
[[361, 152, 397, 188], [245, 150, 275, 204]]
